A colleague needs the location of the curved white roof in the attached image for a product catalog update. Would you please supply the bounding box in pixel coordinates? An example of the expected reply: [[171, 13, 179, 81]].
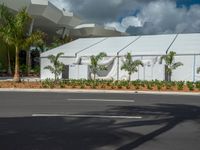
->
[[41, 33, 200, 58], [77, 36, 139, 57], [120, 34, 177, 56], [41, 37, 106, 57]]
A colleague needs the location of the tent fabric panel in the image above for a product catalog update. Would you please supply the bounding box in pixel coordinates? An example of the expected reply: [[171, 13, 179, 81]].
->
[[77, 36, 139, 56], [168, 33, 200, 54], [41, 38, 106, 57], [171, 55, 194, 81], [120, 34, 177, 56]]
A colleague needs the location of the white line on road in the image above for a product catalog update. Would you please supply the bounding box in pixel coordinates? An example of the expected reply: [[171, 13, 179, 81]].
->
[[32, 114, 142, 119], [67, 99, 135, 103]]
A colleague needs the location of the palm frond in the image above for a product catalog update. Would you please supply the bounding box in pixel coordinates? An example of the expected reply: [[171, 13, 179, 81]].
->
[[121, 53, 143, 76], [55, 52, 64, 61], [0, 4, 14, 24], [44, 66, 55, 74], [23, 30, 45, 49], [171, 62, 183, 70]]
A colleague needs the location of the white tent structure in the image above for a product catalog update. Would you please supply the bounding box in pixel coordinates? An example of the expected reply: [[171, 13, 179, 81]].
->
[[168, 34, 200, 81], [40, 33, 200, 81]]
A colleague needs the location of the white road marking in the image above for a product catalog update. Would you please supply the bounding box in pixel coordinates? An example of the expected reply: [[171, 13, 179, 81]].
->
[[67, 99, 135, 103], [32, 114, 142, 119]]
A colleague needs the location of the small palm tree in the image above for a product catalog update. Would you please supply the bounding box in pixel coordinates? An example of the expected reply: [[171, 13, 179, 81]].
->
[[197, 67, 200, 74], [90, 52, 107, 80], [0, 5, 44, 82], [44, 52, 64, 82], [121, 53, 143, 81], [160, 51, 183, 81]]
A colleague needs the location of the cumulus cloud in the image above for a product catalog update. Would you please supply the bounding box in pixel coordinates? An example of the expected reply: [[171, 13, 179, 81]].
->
[[105, 16, 142, 32], [107, 0, 200, 35], [50, 0, 200, 35]]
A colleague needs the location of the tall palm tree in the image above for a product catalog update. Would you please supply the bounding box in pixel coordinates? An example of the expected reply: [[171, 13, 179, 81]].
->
[[197, 67, 200, 74], [0, 5, 44, 82], [121, 52, 143, 81], [44, 52, 64, 82], [160, 51, 183, 81], [90, 52, 107, 80]]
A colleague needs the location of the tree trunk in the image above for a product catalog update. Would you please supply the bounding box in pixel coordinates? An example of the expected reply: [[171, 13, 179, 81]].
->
[[26, 50, 31, 76], [94, 73, 96, 81], [168, 72, 172, 82], [13, 46, 20, 82], [128, 73, 131, 81], [7, 49, 12, 76]]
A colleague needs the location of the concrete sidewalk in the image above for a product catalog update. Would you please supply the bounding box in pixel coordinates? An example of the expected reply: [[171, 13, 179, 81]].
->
[[0, 88, 199, 96]]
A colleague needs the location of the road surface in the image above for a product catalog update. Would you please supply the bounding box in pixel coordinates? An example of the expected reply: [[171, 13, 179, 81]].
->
[[0, 91, 199, 150]]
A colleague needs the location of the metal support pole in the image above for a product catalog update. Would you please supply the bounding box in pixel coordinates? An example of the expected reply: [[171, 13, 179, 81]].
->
[[193, 55, 196, 82], [117, 56, 120, 80]]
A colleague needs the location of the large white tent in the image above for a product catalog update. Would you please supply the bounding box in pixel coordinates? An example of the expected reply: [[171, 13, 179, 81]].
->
[[41, 33, 200, 81], [168, 34, 200, 81]]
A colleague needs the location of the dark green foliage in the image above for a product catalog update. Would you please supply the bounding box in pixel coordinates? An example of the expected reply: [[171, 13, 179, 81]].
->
[[41, 79, 55, 88], [90, 52, 107, 81], [195, 81, 200, 90], [44, 52, 64, 82], [186, 81, 194, 91], [160, 51, 183, 81], [176, 81, 185, 90], [121, 53, 143, 81]]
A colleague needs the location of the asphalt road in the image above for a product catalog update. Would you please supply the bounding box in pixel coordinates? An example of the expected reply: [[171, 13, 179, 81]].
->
[[0, 91, 200, 150]]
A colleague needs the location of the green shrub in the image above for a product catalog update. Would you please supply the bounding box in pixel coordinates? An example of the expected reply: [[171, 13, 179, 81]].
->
[[42, 79, 55, 88], [186, 81, 194, 91], [164, 81, 173, 90], [154, 80, 163, 90], [195, 81, 200, 90], [176, 81, 185, 90]]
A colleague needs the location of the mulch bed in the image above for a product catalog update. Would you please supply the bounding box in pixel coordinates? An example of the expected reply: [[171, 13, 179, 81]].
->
[[0, 81, 199, 93]]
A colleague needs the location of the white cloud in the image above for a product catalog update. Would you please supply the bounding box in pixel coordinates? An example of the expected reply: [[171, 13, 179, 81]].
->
[[105, 16, 142, 32], [106, 0, 200, 34], [50, 0, 200, 35]]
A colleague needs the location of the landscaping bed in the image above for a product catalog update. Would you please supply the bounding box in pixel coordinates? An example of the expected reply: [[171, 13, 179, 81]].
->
[[0, 80, 199, 92]]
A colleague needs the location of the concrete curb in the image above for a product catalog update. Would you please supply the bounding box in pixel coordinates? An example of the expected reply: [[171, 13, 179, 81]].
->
[[0, 88, 199, 96]]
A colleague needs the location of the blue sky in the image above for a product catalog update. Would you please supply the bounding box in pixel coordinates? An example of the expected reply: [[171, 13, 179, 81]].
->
[[177, 0, 200, 7], [51, 0, 200, 35]]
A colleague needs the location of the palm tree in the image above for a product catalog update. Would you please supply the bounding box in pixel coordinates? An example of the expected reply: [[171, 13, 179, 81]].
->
[[197, 67, 200, 74], [160, 51, 183, 81], [90, 52, 107, 80], [44, 52, 65, 82], [121, 53, 143, 81], [0, 5, 44, 82]]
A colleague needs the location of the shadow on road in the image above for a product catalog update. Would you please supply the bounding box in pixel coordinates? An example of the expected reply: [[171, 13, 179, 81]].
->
[[0, 104, 200, 150]]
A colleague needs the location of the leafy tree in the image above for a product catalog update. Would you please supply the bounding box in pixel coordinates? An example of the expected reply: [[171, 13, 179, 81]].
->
[[44, 52, 64, 82], [160, 51, 183, 81], [0, 5, 44, 82], [121, 53, 143, 81], [197, 67, 200, 74], [90, 52, 107, 80]]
